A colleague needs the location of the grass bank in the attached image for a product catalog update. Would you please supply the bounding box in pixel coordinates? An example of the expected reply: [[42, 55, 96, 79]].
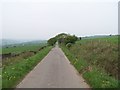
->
[[60, 36, 119, 88], [0, 68, 2, 89], [2, 46, 52, 88]]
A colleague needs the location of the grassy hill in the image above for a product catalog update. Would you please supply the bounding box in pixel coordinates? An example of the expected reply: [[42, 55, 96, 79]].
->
[[61, 35, 119, 88]]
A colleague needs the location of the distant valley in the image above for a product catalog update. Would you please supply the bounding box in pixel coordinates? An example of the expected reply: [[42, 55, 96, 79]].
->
[[1, 39, 47, 47]]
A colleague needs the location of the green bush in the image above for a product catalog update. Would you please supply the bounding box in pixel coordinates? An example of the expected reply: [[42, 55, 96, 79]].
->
[[47, 37, 57, 46], [47, 33, 78, 46]]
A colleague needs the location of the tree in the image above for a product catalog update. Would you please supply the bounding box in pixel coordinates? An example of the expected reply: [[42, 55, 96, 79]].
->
[[47, 33, 78, 46], [64, 35, 78, 44], [47, 37, 57, 46]]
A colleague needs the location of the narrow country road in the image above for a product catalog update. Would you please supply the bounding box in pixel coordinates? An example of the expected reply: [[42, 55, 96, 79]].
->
[[17, 44, 90, 88]]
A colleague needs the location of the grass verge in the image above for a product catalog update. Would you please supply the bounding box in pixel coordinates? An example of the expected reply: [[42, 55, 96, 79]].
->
[[0, 68, 2, 89], [2, 46, 52, 88], [61, 44, 118, 88]]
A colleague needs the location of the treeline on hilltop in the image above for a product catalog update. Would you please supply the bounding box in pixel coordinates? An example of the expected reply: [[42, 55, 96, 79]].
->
[[47, 33, 79, 46]]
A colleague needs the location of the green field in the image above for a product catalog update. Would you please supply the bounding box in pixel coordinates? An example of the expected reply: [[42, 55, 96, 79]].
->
[[82, 35, 118, 44], [61, 35, 119, 88], [2, 43, 46, 54]]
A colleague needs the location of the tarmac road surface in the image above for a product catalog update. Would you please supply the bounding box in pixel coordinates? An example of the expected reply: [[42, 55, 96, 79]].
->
[[17, 44, 90, 88]]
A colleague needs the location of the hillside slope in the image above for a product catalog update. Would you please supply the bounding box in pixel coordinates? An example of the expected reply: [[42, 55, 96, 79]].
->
[[61, 35, 119, 88]]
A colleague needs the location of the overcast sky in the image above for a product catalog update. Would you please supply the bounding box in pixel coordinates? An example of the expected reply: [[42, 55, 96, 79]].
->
[[0, 0, 119, 40]]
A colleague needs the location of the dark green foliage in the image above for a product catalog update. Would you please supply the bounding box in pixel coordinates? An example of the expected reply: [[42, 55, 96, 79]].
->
[[47, 37, 57, 46], [47, 33, 78, 46], [64, 35, 78, 44], [66, 43, 72, 49], [79, 37, 82, 40], [55, 33, 67, 39], [57, 34, 78, 44]]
